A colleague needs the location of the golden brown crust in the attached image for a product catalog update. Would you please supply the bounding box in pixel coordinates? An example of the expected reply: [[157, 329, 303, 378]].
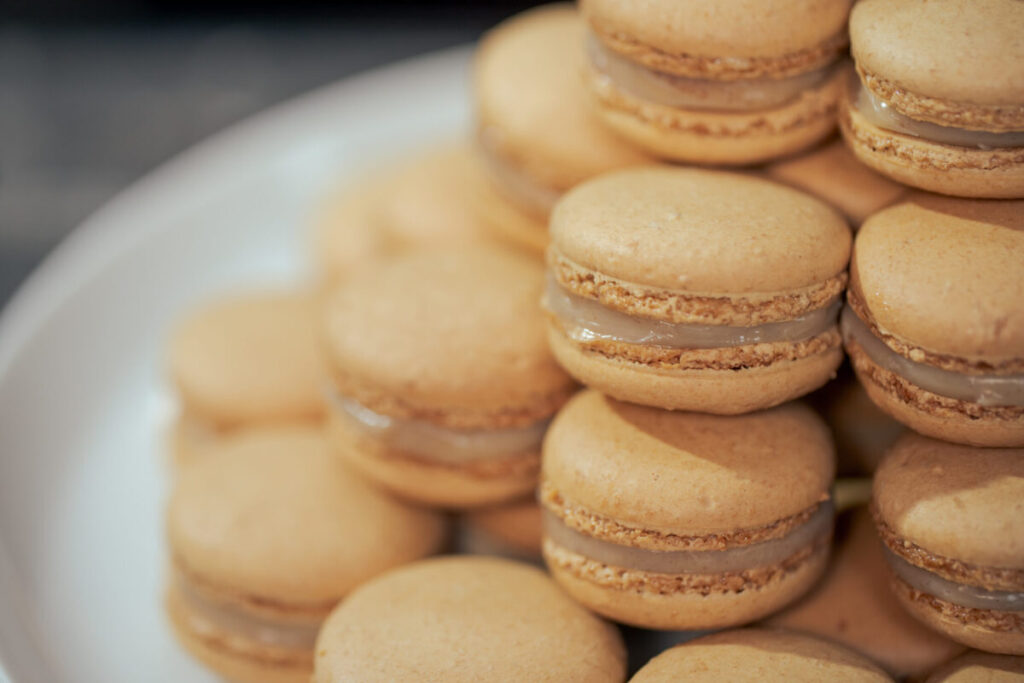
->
[[591, 23, 847, 81], [890, 574, 1024, 635], [859, 66, 1024, 133], [540, 482, 825, 552], [550, 250, 846, 326]]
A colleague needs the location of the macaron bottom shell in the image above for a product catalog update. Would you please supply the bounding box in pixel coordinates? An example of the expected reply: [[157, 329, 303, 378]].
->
[[466, 159, 548, 257]]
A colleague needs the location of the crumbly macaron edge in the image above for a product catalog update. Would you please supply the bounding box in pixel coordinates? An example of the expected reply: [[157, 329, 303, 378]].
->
[[889, 573, 1024, 637]]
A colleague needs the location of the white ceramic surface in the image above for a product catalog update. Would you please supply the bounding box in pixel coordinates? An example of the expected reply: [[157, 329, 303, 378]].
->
[[0, 46, 470, 682]]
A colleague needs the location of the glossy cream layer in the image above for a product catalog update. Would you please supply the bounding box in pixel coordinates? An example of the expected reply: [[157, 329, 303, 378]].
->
[[885, 549, 1024, 612]]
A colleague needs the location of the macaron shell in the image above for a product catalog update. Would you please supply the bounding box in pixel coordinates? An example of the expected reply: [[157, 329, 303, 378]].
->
[[311, 171, 390, 284], [925, 650, 1024, 682], [466, 157, 549, 256], [463, 497, 543, 555]]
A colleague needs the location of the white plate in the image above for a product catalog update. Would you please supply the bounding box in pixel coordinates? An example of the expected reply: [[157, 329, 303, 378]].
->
[[0, 46, 470, 683]]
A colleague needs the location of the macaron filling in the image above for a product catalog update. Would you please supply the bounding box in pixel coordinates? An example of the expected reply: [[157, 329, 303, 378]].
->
[[853, 80, 1024, 149], [841, 305, 1024, 407], [478, 128, 562, 215], [330, 392, 547, 463], [543, 500, 833, 575], [883, 548, 1024, 612], [545, 276, 841, 348], [588, 32, 838, 112]]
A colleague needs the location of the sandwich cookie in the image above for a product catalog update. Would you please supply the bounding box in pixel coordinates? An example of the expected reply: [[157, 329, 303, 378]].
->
[[473, 4, 650, 254], [926, 651, 1024, 682], [873, 433, 1024, 655], [460, 497, 543, 560], [168, 290, 326, 464], [323, 246, 576, 508], [844, 195, 1024, 447], [313, 556, 627, 682], [768, 508, 964, 678], [545, 167, 850, 414], [580, 0, 851, 164], [629, 628, 893, 682], [541, 391, 835, 630], [166, 426, 446, 683], [311, 170, 390, 286], [842, 0, 1024, 198]]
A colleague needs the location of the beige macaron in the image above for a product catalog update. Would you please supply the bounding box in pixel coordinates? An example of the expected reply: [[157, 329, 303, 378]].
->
[[580, 0, 851, 164], [473, 4, 650, 254], [842, 0, 1024, 198], [768, 507, 964, 678], [166, 426, 447, 683], [629, 628, 893, 682], [323, 245, 576, 508], [461, 497, 543, 559], [873, 433, 1024, 655], [541, 391, 835, 630], [313, 556, 627, 682], [843, 194, 1024, 447], [168, 290, 326, 464], [545, 166, 850, 414], [925, 651, 1024, 682]]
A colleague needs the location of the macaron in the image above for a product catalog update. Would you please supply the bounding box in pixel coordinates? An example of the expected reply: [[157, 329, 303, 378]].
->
[[323, 245, 576, 508], [545, 166, 850, 414], [766, 138, 908, 227], [842, 0, 1024, 198], [926, 651, 1024, 682], [473, 4, 650, 254], [311, 170, 390, 285], [166, 426, 447, 683], [541, 391, 835, 630], [843, 194, 1024, 447], [629, 628, 893, 682], [580, 0, 851, 164], [460, 497, 543, 560], [873, 433, 1024, 655], [768, 507, 965, 678], [313, 556, 627, 682], [168, 290, 326, 464]]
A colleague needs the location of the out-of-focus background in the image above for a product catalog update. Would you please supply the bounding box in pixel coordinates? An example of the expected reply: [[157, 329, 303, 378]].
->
[[0, 0, 543, 305]]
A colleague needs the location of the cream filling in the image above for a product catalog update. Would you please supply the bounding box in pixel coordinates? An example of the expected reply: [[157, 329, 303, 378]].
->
[[884, 549, 1024, 612], [841, 305, 1024, 407], [329, 392, 547, 463], [588, 32, 836, 112], [854, 81, 1024, 149], [544, 276, 841, 348], [543, 501, 833, 574], [175, 574, 322, 650], [478, 128, 561, 215]]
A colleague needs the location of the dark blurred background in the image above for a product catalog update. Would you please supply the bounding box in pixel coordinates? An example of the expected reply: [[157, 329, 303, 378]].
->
[[0, 1, 544, 305]]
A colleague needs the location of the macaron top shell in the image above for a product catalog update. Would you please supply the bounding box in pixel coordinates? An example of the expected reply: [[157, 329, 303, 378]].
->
[[168, 426, 447, 606], [851, 0, 1024, 109], [474, 4, 649, 194], [551, 167, 850, 295], [314, 556, 627, 683], [851, 195, 1024, 367], [925, 651, 1024, 682], [630, 628, 893, 682], [543, 391, 835, 535], [874, 432, 1024, 570], [323, 246, 575, 429]]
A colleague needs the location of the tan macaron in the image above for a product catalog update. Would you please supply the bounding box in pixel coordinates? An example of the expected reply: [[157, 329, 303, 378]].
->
[[166, 426, 447, 683], [873, 433, 1024, 655], [629, 628, 893, 682], [461, 497, 543, 559], [541, 391, 835, 630], [580, 0, 851, 164], [323, 245, 576, 508], [843, 194, 1024, 447], [313, 556, 627, 682], [473, 4, 650, 254], [545, 166, 850, 413], [842, 0, 1024, 198], [768, 507, 965, 678], [925, 651, 1024, 682]]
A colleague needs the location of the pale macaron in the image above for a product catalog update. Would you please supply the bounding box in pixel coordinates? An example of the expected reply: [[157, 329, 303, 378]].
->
[[541, 391, 835, 630], [461, 497, 543, 559], [926, 651, 1024, 682], [873, 433, 1024, 655], [323, 245, 576, 508], [168, 290, 327, 464], [545, 166, 850, 414], [843, 194, 1024, 447], [166, 426, 447, 683], [842, 0, 1024, 198], [816, 368, 905, 475], [629, 628, 893, 682], [768, 507, 965, 678], [473, 4, 650, 254], [313, 556, 627, 682], [580, 0, 851, 164], [766, 138, 908, 227]]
